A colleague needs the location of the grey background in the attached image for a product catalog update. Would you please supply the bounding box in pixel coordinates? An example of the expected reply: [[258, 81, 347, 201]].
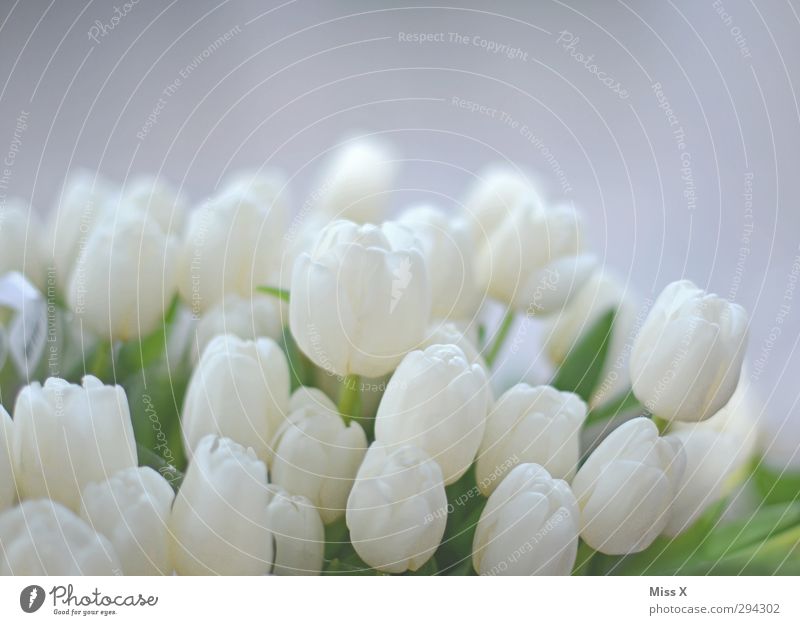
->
[[1, 0, 799, 464]]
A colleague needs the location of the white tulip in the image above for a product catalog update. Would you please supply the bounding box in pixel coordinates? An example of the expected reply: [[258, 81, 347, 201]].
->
[[572, 417, 685, 554], [122, 175, 187, 234], [182, 334, 290, 463], [477, 199, 595, 315], [289, 385, 337, 415], [464, 167, 540, 244], [265, 485, 325, 575], [223, 169, 290, 220], [422, 320, 485, 369], [0, 499, 120, 575], [289, 219, 430, 378], [476, 385, 586, 495], [543, 271, 638, 407], [472, 463, 580, 575], [80, 466, 175, 575], [0, 198, 45, 287], [12, 376, 137, 511], [0, 406, 16, 512], [630, 280, 748, 422], [177, 183, 288, 314], [170, 435, 273, 575], [192, 293, 283, 362], [67, 213, 178, 340], [375, 344, 490, 484], [346, 443, 447, 574], [315, 138, 397, 224], [389, 205, 479, 319]]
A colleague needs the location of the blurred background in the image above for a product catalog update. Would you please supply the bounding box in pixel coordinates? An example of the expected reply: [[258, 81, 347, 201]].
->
[[1, 0, 799, 466]]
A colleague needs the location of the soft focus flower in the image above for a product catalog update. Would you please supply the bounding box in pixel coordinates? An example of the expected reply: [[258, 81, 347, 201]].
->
[[192, 293, 283, 362], [388, 205, 479, 319], [477, 199, 595, 315], [543, 271, 638, 407], [182, 334, 290, 463], [12, 376, 137, 511], [265, 485, 325, 575], [464, 167, 539, 243], [630, 280, 748, 422], [80, 466, 175, 575], [170, 435, 273, 575], [0, 407, 16, 512], [288, 386, 337, 414], [271, 400, 367, 524], [375, 344, 489, 484], [314, 138, 397, 224], [223, 169, 290, 221], [472, 463, 579, 575], [346, 443, 447, 574], [67, 213, 178, 340], [177, 183, 288, 314], [422, 320, 484, 367], [289, 220, 430, 378], [122, 175, 187, 234], [572, 417, 685, 555], [0, 198, 45, 287], [0, 499, 120, 574], [476, 384, 586, 495]]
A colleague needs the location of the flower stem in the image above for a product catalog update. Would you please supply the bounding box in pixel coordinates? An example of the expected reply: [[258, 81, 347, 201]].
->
[[89, 341, 114, 381], [338, 374, 361, 426], [484, 310, 515, 366]]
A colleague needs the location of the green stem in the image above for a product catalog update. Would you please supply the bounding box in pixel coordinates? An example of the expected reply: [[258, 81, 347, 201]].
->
[[338, 374, 361, 426], [484, 310, 515, 366], [653, 415, 669, 434], [89, 341, 114, 380], [584, 389, 643, 428], [572, 540, 599, 575]]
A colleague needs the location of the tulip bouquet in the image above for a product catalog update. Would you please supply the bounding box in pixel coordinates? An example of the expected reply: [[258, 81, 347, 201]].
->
[[0, 138, 797, 576]]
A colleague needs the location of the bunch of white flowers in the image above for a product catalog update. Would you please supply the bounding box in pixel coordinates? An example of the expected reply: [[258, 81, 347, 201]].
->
[[0, 139, 772, 577]]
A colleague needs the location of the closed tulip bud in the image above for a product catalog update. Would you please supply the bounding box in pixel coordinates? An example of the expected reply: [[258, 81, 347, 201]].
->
[[0, 499, 121, 575], [472, 463, 580, 575], [315, 138, 397, 224], [265, 485, 325, 575], [630, 280, 748, 422], [80, 467, 175, 575], [388, 205, 479, 319], [182, 334, 290, 463], [477, 199, 595, 315], [122, 175, 187, 234], [192, 294, 283, 362], [1, 407, 16, 512], [476, 385, 586, 495], [177, 184, 288, 314], [223, 169, 291, 221], [170, 435, 273, 575], [572, 417, 686, 554], [543, 271, 638, 407], [12, 376, 137, 511], [464, 167, 540, 243], [422, 321, 485, 369], [289, 220, 430, 378], [67, 213, 178, 340], [271, 402, 367, 524], [346, 443, 447, 574], [289, 386, 337, 414], [375, 344, 490, 484], [0, 198, 45, 287]]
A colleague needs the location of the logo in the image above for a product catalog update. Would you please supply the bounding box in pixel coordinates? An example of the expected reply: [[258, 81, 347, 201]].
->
[[20, 585, 45, 613]]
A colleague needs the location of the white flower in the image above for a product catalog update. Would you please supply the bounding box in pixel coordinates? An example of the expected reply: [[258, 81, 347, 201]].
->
[[289, 386, 337, 414], [265, 486, 325, 575], [572, 417, 685, 555], [122, 175, 187, 234], [182, 334, 290, 463], [222, 169, 290, 221], [375, 344, 490, 484], [80, 466, 175, 575], [192, 293, 283, 362], [314, 138, 397, 224], [477, 199, 595, 315], [67, 213, 178, 340], [422, 321, 484, 367], [472, 463, 580, 575], [271, 400, 367, 524], [12, 376, 137, 511], [177, 183, 288, 314], [0, 406, 16, 512], [630, 280, 748, 422], [388, 205, 479, 319], [464, 167, 540, 244], [543, 271, 638, 407], [0, 198, 45, 287], [346, 443, 447, 574], [170, 435, 273, 575], [289, 220, 430, 378], [0, 499, 120, 575], [476, 385, 586, 495]]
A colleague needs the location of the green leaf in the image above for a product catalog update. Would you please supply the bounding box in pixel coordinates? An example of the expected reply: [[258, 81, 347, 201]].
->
[[279, 325, 311, 391], [751, 459, 800, 505], [551, 308, 615, 402], [256, 285, 290, 302]]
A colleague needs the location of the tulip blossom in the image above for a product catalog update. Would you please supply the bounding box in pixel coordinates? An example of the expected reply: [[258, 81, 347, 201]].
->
[[464, 167, 539, 244], [265, 485, 325, 575], [0, 407, 16, 512], [122, 175, 187, 234]]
